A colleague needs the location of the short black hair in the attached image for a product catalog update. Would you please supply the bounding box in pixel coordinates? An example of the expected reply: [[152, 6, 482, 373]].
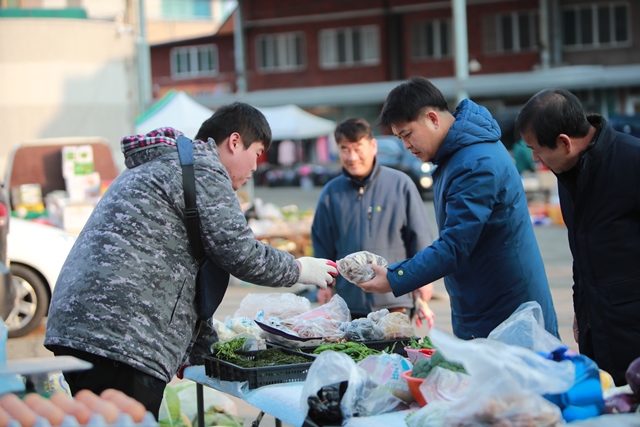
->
[[334, 117, 373, 142], [378, 77, 449, 128], [514, 88, 590, 149], [195, 102, 272, 150]]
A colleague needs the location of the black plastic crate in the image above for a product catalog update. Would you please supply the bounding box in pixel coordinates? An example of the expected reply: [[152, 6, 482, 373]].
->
[[203, 348, 316, 389]]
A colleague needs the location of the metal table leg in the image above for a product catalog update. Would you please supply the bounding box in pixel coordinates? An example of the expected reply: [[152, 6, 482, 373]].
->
[[197, 383, 205, 427]]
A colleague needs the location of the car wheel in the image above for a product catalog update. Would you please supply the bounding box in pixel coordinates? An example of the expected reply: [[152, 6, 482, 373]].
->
[[6, 264, 49, 338]]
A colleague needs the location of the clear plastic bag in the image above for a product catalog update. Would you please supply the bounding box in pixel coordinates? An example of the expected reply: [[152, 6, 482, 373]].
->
[[337, 251, 388, 284], [301, 351, 403, 422], [410, 328, 574, 426], [376, 311, 415, 339], [344, 317, 385, 342], [487, 301, 566, 354], [233, 292, 311, 320]]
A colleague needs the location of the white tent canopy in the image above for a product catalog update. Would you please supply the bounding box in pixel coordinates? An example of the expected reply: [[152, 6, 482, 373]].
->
[[257, 104, 335, 140], [135, 90, 335, 141], [135, 90, 214, 139]]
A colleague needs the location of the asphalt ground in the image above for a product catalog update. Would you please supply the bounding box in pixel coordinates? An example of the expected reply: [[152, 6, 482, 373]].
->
[[7, 184, 577, 427]]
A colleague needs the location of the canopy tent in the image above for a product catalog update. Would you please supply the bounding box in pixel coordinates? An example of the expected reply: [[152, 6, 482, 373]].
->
[[135, 90, 336, 141], [257, 104, 335, 140], [135, 90, 213, 139]]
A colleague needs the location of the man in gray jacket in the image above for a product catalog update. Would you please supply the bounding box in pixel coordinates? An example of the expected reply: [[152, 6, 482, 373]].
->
[[312, 118, 435, 326], [44, 102, 337, 417]]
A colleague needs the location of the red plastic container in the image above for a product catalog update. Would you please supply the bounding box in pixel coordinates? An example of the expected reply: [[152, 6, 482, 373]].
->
[[401, 370, 427, 407]]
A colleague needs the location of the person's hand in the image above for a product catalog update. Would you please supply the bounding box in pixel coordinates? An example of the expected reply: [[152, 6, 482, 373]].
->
[[355, 264, 392, 293], [317, 286, 333, 304], [573, 314, 579, 343], [296, 257, 338, 289], [414, 295, 435, 329]]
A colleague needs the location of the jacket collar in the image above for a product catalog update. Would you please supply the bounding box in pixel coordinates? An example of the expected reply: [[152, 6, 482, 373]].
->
[[343, 158, 381, 188]]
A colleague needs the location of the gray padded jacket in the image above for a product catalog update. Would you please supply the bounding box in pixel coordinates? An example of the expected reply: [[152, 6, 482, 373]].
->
[[45, 128, 298, 382]]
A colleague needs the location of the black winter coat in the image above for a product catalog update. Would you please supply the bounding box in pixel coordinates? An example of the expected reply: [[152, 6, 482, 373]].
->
[[558, 116, 640, 386]]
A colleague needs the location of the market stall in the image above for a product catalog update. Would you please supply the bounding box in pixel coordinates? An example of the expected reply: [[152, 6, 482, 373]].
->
[[183, 366, 414, 427], [179, 294, 640, 427]]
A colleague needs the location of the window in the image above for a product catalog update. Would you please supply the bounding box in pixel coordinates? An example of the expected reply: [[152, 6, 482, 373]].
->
[[411, 19, 452, 59], [563, 3, 629, 48], [485, 11, 538, 53], [161, 0, 211, 20], [256, 32, 305, 72], [171, 45, 218, 78], [319, 26, 380, 68]]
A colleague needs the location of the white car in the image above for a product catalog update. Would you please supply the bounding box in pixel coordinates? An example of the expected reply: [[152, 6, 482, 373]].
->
[[5, 218, 76, 338]]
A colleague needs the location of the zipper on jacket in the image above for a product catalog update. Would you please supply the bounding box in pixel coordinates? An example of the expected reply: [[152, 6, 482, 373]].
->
[[357, 186, 364, 201]]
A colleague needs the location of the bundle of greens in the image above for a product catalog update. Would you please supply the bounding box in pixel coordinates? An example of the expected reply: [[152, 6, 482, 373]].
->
[[410, 350, 466, 379], [407, 336, 435, 350], [212, 337, 310, 368], [312, 342, 382, 362]]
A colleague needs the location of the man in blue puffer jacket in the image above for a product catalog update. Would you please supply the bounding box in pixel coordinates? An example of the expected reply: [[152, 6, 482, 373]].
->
[[356, 77, 559, 340]]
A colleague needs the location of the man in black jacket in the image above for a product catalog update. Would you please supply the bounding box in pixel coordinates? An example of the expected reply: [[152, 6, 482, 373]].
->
[[515, 88, 640, 386]]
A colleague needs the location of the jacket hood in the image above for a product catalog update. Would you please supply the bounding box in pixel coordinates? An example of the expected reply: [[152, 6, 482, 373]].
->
[[121, 127, 206, 169], [434, 99, 502, 165]]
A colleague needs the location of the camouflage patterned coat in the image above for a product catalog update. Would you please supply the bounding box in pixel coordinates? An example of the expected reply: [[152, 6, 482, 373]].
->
[[44, 128, 299, 383]]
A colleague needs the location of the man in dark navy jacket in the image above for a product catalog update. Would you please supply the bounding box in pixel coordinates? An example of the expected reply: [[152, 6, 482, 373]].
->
[[515, 88, 640, 386], [312, 118, 435, 326], [357, 77, 559, 341]]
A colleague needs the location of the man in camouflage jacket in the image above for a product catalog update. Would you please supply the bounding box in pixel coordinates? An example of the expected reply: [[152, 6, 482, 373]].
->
[[44, 102, 337, 417]]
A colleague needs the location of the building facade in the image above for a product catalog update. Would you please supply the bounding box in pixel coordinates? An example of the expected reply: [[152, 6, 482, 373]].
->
[[149, 0, 640, 134]]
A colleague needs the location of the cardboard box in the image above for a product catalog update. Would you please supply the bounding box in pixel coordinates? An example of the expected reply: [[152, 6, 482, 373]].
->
[[65, 172, 101, 202], [45, 191, 97, 234], [62, 145, 95, 178]]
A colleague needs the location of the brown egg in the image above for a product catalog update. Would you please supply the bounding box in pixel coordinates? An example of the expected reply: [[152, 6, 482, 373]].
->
[[0, 393, 37, 427], [23, 393, 66, 427], [100, 389, 147, 423], [50, 392, 93, 425], [90, 399, 121, 425]]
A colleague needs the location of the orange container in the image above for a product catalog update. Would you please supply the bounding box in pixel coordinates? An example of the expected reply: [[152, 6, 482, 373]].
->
[[401, 370, 427, 407]]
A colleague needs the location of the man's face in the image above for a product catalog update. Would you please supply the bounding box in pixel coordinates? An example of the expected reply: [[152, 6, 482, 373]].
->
[[224, 136, 265, 190], [338, 136, 377, 180], [521, 132, 575, 174], [391, 110, 442, 163]]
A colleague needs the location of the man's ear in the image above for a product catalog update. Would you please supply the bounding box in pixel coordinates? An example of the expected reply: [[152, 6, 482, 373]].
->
[[426, 110, 440, 128], [227, 132, 241, 154], [557, 134, 572, 153]]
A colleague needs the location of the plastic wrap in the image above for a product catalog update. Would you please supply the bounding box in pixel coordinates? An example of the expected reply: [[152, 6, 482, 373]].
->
[[337, 251, 388, 284]]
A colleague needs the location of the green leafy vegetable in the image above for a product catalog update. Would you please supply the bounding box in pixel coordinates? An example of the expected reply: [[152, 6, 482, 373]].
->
[[410, 350, 466, 378], [313, 342, 382, 362]]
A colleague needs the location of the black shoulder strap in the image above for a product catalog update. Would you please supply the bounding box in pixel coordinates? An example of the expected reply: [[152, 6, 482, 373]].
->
[[176, 135, 206, 261]]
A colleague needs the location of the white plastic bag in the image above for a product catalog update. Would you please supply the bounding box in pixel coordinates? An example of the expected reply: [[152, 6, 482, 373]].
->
[[301, 351, 403, 422]]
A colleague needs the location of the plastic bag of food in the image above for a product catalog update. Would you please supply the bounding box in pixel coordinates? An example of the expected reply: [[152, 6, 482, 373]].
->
[[337, 251, 388, 284], [343, 317, 385, 342], [376, 311, 416, 339], [301, 351, 403, 423]]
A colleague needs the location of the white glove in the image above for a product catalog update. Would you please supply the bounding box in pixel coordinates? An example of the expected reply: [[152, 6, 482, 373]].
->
[[296, 257, 338, 289]]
